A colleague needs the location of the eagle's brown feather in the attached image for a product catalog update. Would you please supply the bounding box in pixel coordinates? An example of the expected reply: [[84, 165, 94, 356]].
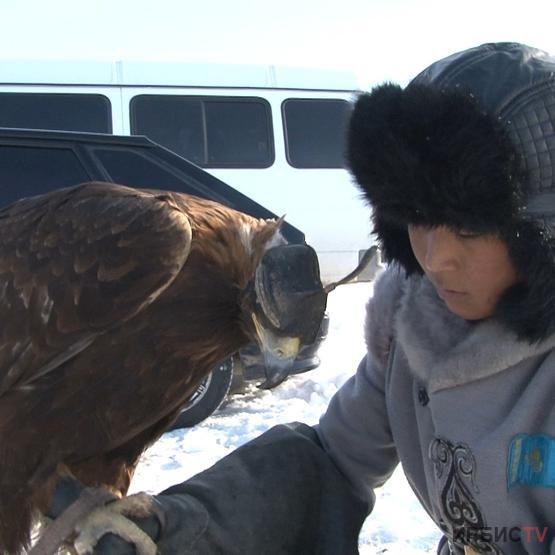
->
[[0, 182, 284, 554]]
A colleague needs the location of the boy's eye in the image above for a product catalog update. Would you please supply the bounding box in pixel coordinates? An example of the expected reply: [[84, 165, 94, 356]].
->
[[456, 229, 482, 238]]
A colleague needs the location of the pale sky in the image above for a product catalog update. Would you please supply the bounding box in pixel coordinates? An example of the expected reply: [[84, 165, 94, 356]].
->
[[2, 0, 555, 88]]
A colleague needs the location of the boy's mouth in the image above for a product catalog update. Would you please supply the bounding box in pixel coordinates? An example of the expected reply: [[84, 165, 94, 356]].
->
[[437, 285, 467, 300]]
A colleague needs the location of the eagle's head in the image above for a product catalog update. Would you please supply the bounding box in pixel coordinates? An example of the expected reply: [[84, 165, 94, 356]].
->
[[240, 237, 327, 389]]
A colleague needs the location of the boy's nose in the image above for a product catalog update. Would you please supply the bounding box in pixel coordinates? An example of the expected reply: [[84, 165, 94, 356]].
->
[[422, 227, 458, 273]]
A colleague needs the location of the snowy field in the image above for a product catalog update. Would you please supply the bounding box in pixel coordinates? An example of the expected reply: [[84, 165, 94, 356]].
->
[[130, 281, 442, 554]]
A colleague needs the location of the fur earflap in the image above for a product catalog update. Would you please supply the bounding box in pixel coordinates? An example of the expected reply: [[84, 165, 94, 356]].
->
[[496, 219, 555, 341]]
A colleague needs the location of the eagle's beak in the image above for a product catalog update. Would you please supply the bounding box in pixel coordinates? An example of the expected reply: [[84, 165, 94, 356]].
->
[[252, 314, 301, 389]]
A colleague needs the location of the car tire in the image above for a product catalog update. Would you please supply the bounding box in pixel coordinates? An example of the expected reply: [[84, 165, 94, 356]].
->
[[170, 358, 234, 430]]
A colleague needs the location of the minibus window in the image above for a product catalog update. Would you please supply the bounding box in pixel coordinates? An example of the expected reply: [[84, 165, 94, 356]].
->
[[131, 95, 274, 168], [0, 146, 90, 207], [0, 93, 112, 133], [205, 101, 272, 167], [282, 99, 350, 168]]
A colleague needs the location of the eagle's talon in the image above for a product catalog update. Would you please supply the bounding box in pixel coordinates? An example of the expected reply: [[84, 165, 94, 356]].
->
[[72, 493, 158, 555]]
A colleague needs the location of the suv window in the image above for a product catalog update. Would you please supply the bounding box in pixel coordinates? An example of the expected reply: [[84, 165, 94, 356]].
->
[[0, 93, 112, 133], [94, 147, 197, 191], [282, 99, 350, 169], [130, 95, 274, 168], [0, 145, 90, 207]]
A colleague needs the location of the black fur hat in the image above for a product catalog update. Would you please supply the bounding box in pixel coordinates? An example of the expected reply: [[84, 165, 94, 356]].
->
[[347, 43, 555, 342]]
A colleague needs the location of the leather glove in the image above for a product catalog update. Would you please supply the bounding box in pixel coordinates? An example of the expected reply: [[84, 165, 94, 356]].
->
[[46, 423, 369, 554]]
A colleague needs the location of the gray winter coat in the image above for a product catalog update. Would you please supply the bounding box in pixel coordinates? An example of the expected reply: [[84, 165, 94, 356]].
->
[[317, 266, 555, 554]]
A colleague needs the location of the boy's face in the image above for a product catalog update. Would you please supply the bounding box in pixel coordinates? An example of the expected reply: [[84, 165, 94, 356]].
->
[[407, 225, 520, 320]]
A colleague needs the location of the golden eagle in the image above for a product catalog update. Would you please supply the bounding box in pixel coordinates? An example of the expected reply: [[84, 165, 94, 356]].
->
[[0, 182, 327, 554]]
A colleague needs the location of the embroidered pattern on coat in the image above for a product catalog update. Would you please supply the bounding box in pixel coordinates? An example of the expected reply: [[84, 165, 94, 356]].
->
[[429, 437, 503, 554]]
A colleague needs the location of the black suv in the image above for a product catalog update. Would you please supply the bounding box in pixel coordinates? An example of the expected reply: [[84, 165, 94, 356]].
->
[[0, 128, 328, 428]]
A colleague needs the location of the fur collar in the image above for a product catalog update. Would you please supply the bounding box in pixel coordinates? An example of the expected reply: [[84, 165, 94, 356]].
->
[[365, 265, 404, 367], [366, 266, 555, 393]]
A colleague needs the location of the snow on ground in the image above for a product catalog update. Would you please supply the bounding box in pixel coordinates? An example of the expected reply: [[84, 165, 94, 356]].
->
[[130, 281, 442, 554]]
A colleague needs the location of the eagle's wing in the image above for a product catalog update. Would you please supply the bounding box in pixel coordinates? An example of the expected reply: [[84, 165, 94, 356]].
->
[[0, 182, 192, 397]]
